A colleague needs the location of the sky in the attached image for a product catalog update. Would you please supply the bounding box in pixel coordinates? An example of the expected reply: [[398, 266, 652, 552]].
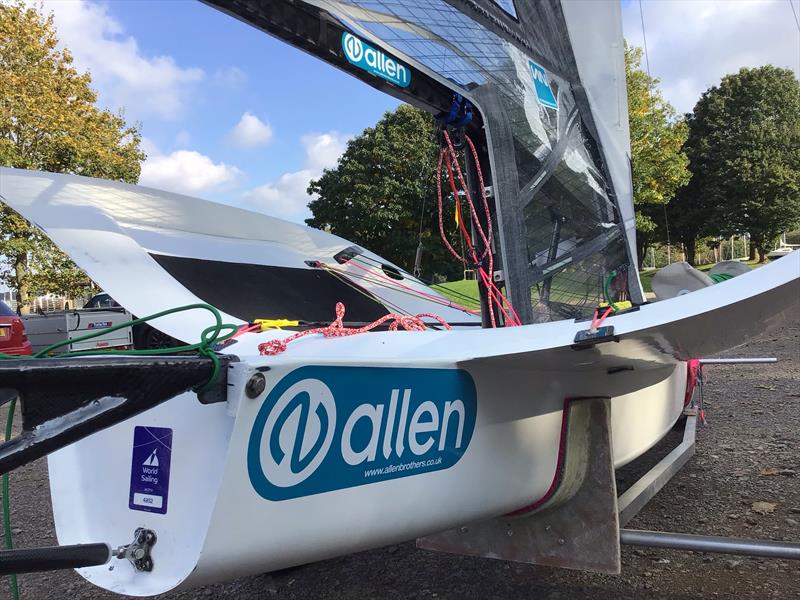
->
[[31, 0, 800, 224]]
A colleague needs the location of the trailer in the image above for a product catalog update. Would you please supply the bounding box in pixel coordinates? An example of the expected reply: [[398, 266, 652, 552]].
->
[[21, 308, 133, 354]]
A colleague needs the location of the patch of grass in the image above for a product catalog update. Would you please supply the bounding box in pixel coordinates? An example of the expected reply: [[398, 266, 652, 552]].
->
[[431, 279, 480, 310], [436, 260, 764, 300]]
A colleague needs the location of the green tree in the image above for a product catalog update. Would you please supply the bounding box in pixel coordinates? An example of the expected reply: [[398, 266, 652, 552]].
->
[[679, 66, 800, 262], [0, 1, 144, 310], [626, 44, 690, 266], [307, 105, 462, 281]]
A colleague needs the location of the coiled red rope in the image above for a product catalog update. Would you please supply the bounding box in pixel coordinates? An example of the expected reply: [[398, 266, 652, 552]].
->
[[436, 130, 520, 327], [258, 302, 451, 356]]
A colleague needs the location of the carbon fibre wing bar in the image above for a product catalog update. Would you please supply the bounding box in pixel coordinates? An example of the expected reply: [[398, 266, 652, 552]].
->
[[0, 355, 232, 475]]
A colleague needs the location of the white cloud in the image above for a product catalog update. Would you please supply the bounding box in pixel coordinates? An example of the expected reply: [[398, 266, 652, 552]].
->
[[622, 0, 800, 114], [140, 140, 241, 195], [229, 112, 274, 148], [35, 0, 204, 119], [301, 132, 350, 171], [214, 66, 248, 88], [243, 131, 351, 222], [243, 169, 317, 221]]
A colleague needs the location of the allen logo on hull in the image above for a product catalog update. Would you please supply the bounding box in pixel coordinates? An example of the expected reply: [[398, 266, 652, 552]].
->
[[248, 366, 477, 501], [342, 32, 411, 88]]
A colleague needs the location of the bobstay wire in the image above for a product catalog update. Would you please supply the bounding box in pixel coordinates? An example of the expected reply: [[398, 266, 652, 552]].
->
[[436, 129, 520, 328]]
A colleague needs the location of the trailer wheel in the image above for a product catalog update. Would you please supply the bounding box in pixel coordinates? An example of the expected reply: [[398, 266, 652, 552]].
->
[[140, 326, 181, 350]]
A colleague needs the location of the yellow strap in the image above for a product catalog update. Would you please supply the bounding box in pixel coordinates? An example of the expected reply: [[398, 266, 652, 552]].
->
[[254, 318, 300, 331], [599, 300, 633, 311]]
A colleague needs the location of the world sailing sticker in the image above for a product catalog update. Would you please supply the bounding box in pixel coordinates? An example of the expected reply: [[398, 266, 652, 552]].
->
[[342, 32, 411, 88], [248, 366, 477, 501], [529, 60, 558, 110], [128, 426, 172, 514]]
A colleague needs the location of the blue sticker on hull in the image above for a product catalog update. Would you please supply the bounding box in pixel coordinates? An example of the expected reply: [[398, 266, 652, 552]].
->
[[129, 426, 172, 514], [248, 367, 477, 501]]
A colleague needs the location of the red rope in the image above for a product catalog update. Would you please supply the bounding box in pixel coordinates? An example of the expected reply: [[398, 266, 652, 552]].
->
[[258, 302, 451, 356], [435, 130, 519, 327], [684, 359, 702, 407], [231, 323, 261, 339], [590, 306, 614, 332]]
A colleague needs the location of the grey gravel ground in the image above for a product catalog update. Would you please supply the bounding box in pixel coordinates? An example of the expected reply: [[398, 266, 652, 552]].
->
[[3, 315, 799, 600]]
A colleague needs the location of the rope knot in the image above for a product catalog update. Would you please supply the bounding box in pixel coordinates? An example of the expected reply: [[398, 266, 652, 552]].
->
[[258, 303, 451, 356]]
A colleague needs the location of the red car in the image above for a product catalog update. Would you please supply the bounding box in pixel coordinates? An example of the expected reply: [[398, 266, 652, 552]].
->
[[0, 300, 32, 356]]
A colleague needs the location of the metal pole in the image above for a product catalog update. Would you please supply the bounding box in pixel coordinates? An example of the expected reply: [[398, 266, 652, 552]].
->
[[618, 414, 696, 526], [699, 358, 778, 364], [620, 529, 800, 560]]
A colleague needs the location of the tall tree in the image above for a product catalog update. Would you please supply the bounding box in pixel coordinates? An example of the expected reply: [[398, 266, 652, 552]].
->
[[307, 105, 462, 281], [625, 44, 690, 266], [0, 1, 144, 310], [679, 66, 800, 262]]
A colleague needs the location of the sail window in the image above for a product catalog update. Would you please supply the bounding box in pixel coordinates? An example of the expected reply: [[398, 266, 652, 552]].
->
[[490, 0, 518, 19]]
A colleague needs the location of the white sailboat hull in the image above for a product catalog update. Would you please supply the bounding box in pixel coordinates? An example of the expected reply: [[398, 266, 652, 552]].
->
[[0, 168, 797, 595], [48, 354, 687, 595]]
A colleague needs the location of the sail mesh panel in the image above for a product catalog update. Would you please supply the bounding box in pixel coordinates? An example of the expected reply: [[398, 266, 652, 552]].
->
[[282, 0, 633, 322]]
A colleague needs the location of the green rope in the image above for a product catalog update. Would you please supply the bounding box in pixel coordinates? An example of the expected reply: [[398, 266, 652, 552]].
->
[[3, 396, 19, 600], [1, 303, 239, 391], [603, 270, 622, 312], [709, 272, 734, 284], [0, 303, 238, 598]]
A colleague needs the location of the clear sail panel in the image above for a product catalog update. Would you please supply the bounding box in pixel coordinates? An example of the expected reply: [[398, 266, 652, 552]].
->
[[303, 0, 635, 322]]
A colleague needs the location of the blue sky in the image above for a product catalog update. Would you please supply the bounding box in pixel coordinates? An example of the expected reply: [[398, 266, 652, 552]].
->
[[38, 0, 400, 222], [36, 0, 799, 223]]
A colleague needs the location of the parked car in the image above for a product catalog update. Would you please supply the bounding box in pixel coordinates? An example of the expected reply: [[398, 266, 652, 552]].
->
[[83, 293, 182, 349], [0, 300, 32, 355]]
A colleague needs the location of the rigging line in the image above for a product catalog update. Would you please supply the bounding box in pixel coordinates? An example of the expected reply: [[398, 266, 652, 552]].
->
[[338, 266, 462, 304], [319, 262, 402, 312], [345, 256, 467, 306], [331, 273, 408, 317], [320, 263, 409, 316], [345, 273, 480, 316], [638, 0, 653, 82], [639, 0, 671, 256], [344, 270, 481, 315], [790, 0, 800, 33], [340, 259, 480, 314], [348, 254, 483, 306], [429, 282, 482, 306]]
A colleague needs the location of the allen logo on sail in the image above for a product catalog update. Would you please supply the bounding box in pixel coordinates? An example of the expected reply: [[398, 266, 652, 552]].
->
[[342, 32, 411, 88]]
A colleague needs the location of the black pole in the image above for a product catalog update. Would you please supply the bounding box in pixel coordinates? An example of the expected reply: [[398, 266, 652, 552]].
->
[[0, 543, 110, 575], [541, 208, 564, 306]]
